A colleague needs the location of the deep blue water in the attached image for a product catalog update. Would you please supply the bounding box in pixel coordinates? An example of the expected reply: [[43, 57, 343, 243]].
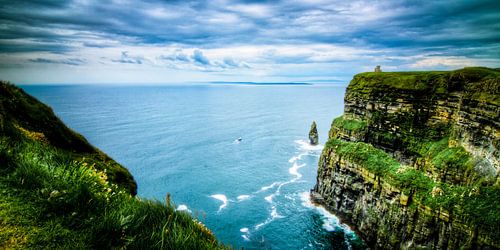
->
[[22, 84, 362, 249]]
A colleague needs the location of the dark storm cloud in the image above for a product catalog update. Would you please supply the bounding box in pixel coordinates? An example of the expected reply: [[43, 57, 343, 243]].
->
[[29, 57, 86, 65], [0, 42, 73, 53], [158, 49, 250, 70], [349, 0, 500, 49]]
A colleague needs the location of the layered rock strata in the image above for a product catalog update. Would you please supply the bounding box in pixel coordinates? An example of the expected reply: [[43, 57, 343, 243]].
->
[[313, 67, 500, 249]]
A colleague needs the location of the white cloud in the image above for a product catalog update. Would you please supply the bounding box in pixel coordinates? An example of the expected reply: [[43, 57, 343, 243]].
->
[[226, 4, 272, 18], [144, 7, 183, 19], [409, 56, 476, 69], [206, 12, 241, 25]]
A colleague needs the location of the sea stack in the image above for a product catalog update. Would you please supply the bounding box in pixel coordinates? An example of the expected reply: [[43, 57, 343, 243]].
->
[[308, 121, 318, 145]]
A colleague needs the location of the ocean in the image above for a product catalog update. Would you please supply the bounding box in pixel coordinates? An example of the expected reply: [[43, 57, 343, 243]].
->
[[21, 83, 363, 249]]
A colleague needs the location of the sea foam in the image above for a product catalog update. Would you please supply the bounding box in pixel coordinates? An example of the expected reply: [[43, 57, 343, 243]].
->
[[257, 182, 281, 193], [288, 155, 301, 163], [295, 139, 324, 151], [271, 206, 284, 219], [300, 192, 354, 234], [289, 162, 306, 179], [210, 194, 228, 212], [240, 227, 250, 241], [264, 194, 273, 203], [176, 204, 191, 213], [255, 205, 284, 230], [237, 195, 251, 201]]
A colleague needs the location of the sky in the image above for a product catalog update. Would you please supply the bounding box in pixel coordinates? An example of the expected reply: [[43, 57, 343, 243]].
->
[[0, 0, 499, 84]]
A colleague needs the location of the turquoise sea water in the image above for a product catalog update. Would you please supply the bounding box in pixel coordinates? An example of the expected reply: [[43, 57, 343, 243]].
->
[[22, 84, 363, 249]]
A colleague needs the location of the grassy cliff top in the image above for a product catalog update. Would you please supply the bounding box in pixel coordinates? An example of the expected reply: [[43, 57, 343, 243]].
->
[[0, 82, 224, 249], [348, 67, 500, 104]]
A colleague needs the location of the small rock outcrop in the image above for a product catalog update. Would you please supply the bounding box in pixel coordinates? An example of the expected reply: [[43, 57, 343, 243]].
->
[[309, 121, 319, 145], [313, 67, 500, 249]]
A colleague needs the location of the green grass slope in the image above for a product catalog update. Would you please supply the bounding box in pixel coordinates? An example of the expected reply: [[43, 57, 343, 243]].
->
[[0, 82, 137, 195], [0, 82, 223, 249]]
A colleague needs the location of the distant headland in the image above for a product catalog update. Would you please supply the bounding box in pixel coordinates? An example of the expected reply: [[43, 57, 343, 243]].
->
[[209, 81, 311, 85]]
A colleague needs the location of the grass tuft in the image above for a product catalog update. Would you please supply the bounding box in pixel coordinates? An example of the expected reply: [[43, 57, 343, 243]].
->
[[332, 116, 367, 132]]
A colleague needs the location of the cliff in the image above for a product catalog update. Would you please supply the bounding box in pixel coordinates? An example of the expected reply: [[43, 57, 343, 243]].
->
[[312, 67, 500, 249], [0, 82, 137, 195], [0, 82, 221, 249]]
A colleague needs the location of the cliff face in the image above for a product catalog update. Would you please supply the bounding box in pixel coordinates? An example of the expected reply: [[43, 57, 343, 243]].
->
[[313, 68, 500, 249]]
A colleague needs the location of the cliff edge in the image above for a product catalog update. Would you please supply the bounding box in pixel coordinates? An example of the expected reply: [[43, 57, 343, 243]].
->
[[0, 82, 221, 249], [312, 67, 499, 249], [0, 82, 137, 195]]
